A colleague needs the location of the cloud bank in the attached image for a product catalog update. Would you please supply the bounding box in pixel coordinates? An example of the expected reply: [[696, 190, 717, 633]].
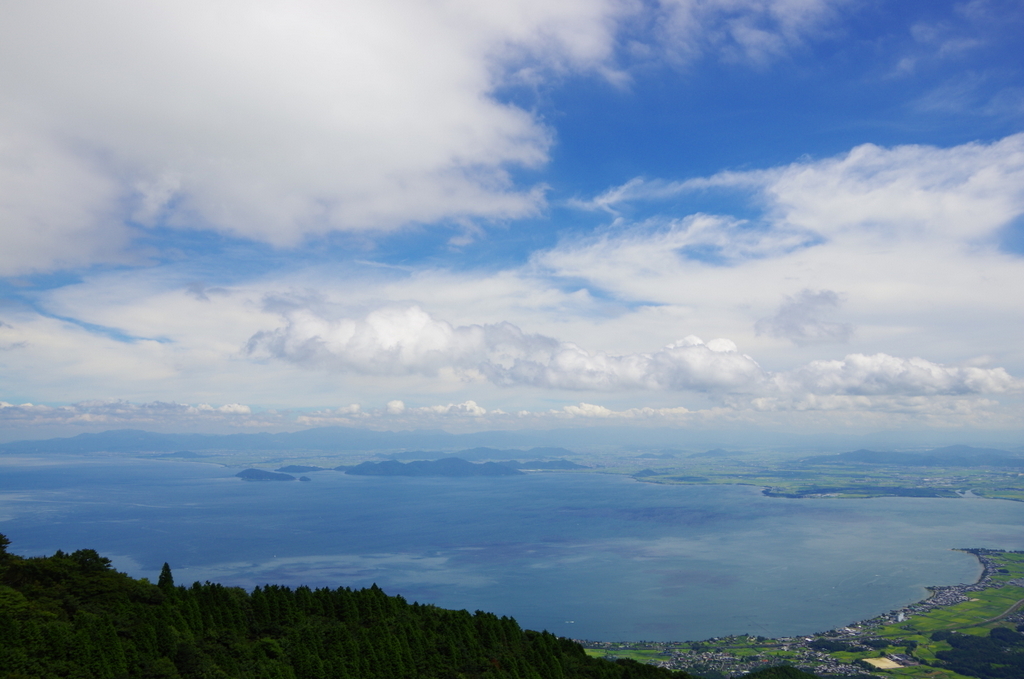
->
[[249, 304, 1018, 399], [247, 304, 768, 392]]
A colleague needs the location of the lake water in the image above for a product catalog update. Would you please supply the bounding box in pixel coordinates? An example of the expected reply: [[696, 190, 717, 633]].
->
[[2, 455, 1024, 641]]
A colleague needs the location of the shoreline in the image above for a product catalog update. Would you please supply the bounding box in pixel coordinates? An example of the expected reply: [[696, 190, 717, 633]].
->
[[581, 548, 1024, 676]]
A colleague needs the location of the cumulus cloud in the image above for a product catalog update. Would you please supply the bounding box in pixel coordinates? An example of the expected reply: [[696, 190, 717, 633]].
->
[[5, 392, 1017, 438], [249, 304, 1019, 399], [0, 400, 260, 428], [0, 0, 623, 273], [558, 402, 691, 418], [777, 353, 1017, 397], [248, 304, 767, 392], [755, 289, 852, 344]]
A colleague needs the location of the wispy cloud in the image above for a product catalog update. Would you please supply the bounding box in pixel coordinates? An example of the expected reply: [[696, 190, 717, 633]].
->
[[576, 134, 1024, 245], [652, 0, 848, 66]]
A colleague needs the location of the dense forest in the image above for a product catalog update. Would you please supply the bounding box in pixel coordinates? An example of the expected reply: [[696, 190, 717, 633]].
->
[[0, 534, 707, 679], [930, 628, 1024, 679]]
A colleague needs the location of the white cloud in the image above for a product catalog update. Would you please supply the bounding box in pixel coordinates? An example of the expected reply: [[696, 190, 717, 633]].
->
[[758, 135, 1024, 243], [0, 400, 265, 428], [0, 130, 131, 275], [248, 303, 768, 392], [4, 392, 1018, 439], [249, 303, 1019, 399], [550, 134, 1024, 377], [415, 400, 489, 417], [0, 0, 857, 275], [558, 402, 691, 418], [0, 0, 626, 273], [654, 0, 846, 65], [5, 129, 1023, 434], [585, 133, 1024, 245], [537, 213, 816, 272], [778, 353, 1017, 397]]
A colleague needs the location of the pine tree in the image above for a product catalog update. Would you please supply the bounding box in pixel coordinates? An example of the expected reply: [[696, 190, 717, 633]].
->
[[157, 562, 174, 592]]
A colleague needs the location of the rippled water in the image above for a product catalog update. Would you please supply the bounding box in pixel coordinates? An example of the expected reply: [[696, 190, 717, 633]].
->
[[2, 456, 1023, 641]]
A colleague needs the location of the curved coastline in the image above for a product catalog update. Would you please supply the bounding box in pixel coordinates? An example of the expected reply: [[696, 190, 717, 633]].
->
[[865, 548, 994, 627], [584, 548, 1024, 676]]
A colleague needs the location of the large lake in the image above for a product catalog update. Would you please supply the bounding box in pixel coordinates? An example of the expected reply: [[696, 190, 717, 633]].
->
[[2, 456, 1023, 641]]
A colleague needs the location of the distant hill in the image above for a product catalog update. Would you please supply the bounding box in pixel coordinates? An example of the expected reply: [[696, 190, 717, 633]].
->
[[384, 446, 577, 461], [803, 445, 1024, 468], [236, 468, 296, 481], [498, 459, 588, 470], [0, 428, 584, 455], [0, 428, 581, 456], [275, 465, 327, 473], [637, 450, 681, 459], [152, 450, 208, 458], [687, 448, 742, 458], [346, 458, 524, 477]]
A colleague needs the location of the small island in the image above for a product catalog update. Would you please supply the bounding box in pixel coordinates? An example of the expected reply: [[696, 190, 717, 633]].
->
[[235, 468, 296, 481]]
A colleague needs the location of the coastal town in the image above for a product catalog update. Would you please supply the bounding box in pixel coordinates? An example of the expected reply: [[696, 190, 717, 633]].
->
[[582, 548, 1024, 677]]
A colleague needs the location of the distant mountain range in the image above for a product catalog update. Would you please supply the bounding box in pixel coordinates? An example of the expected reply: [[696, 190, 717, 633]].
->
[[381, 446, 576, 461], [346, 458, 524, 477], [803, 445, 1024, 468], [236, 468, 297, 481], [275, 465, 328, 473], [0, 428, 577, 455], [500, 459, 588, 470]]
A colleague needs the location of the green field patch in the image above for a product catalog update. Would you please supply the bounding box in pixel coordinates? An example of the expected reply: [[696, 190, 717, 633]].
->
[[584, 648, 669, 663]]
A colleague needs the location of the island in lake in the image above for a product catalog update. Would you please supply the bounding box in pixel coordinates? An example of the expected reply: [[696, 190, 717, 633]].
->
[[236, 468, 296, 481], [346, 457, 523, 477]]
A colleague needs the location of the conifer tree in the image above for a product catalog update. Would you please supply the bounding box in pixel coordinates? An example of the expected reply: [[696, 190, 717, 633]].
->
[[158, 562, 174, 591]]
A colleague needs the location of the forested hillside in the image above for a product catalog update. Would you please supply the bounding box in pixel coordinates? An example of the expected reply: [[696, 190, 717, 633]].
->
[[0, 534, 692, 679]]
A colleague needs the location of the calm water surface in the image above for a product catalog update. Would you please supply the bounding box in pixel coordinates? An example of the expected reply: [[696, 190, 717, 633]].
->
[[2, 456, 1023, 641]]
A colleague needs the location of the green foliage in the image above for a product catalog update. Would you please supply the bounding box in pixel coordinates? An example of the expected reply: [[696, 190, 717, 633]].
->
[[158, 563, 174, 592], [807, 638, 850, 652], [933, 627, 1024, 679], [0, 533, 691, 679], [742, 667, 818, 679]]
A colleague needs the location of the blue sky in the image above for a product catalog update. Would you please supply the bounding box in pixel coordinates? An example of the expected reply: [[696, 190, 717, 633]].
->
[[1, 0, 1023, 441]]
